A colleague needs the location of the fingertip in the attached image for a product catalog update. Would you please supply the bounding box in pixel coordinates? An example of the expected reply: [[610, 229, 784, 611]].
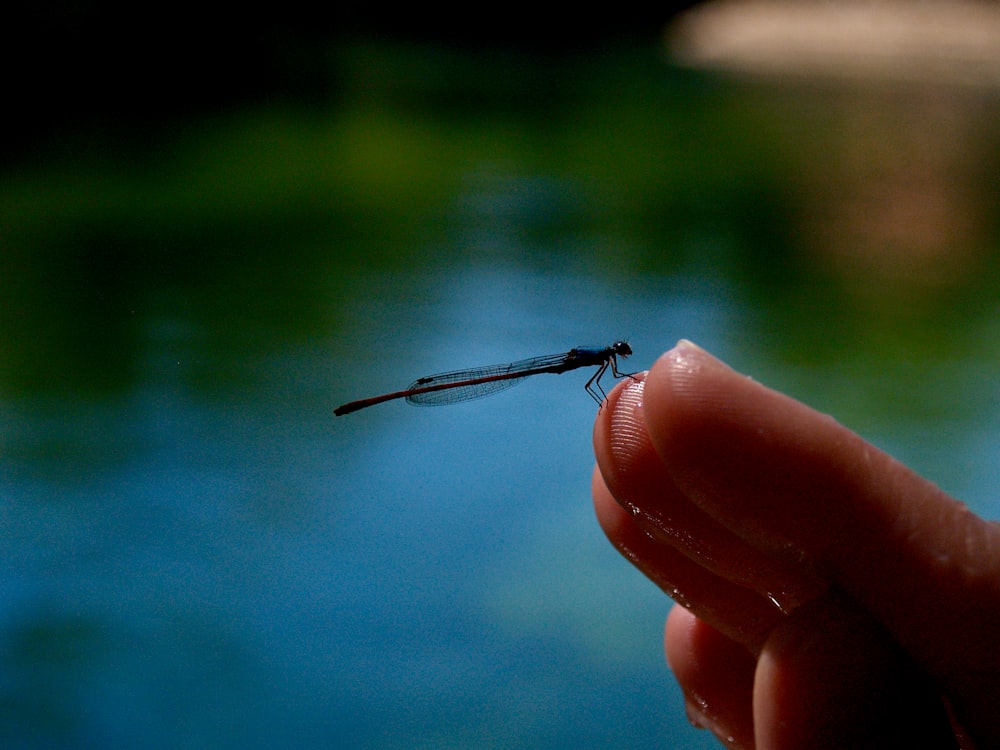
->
[[592, 369, 647, 487], [664, 603, 699, 673], [595, 339, 719, 460], [665, 605, 757, 749], [642, 339, 744, 440], [646, 339, 734, 390]]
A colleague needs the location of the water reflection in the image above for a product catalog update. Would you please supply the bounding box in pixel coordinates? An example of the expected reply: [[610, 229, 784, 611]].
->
[[2, 39, 998, 749]]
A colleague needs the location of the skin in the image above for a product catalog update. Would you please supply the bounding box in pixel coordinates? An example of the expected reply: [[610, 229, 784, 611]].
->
[[591, 340, 1000, 749]]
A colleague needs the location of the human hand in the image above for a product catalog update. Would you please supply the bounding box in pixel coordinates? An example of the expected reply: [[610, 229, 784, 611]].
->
[[592, 340, 1000, 749]]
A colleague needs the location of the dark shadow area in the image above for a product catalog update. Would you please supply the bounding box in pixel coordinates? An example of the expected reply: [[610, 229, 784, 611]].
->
[[1, 3, 701, 164]]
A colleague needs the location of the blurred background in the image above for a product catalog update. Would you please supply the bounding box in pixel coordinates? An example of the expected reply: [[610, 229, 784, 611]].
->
[[3, 2, 999, 748]]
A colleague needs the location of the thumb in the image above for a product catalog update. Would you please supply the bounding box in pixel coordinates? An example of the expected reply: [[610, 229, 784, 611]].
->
[[643, 340, 1000, 746]]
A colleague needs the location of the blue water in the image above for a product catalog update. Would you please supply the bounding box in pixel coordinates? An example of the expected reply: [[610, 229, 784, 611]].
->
[[3, 42, 1000, 749], [2, 263, 731, 749]]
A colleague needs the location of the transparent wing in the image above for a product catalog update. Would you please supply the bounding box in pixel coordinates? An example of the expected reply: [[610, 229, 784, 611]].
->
[[405, 373, 528, 406], [403, 352, 572, 407]]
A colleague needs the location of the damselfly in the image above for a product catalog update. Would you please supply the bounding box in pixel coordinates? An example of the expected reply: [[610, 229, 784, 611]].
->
[[334, 341, 634, 416]]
